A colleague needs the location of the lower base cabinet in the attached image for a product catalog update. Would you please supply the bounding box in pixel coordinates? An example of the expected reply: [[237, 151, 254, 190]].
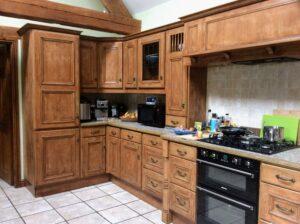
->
[[106, 135, 121, 178], [120, 139, 142, 188], [36, 129, 80, 185], [142, 168, 163, 199]]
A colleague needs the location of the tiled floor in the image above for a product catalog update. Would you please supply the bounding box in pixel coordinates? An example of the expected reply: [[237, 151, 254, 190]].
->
[[0, 179, 165, 224]]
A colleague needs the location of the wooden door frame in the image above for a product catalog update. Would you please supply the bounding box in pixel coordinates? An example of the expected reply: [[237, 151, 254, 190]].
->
[[0, 26, 21, 187]]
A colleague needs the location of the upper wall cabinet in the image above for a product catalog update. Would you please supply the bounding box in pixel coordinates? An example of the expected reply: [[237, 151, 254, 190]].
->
[[184, 0, 300, 56], [123, 39, 138, 89], [138, 32, 165, 89], [98, 42, 123, 89], [80, 40, 97, 89]]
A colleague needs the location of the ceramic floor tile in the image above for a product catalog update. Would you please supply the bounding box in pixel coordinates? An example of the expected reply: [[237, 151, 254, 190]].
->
[[0, 196, 13, 209], [95, 182, 113, 187], [46, 193, 81, 208], [68, 213, 110, 224], [97, 183, 124, 195], [99, 205, 139, 224], [126, 200, 156, 215], [119, 216, 153, 224], [44, 191, 70, 200], [56, 202, 94, 220], [0, 179, 12, 190], [0, 188, 6, 198], [86, 195, 121, 211], [143, 210, 164, 224], [0, 218, 25, 224], [71, 186, 96, 193], [0, 206, 20, 222], [16, 200, 52, 217], [111, 191, 138, 204], [73, 188, 106, 201], [23, 210, 64, 224], [4, 188, 42, 206]]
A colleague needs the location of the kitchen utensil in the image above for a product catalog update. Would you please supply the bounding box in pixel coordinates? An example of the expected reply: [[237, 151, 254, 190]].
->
[[261, 114, 299, 144], [263, 126, 284, 142], [220, 127, 253, 136]]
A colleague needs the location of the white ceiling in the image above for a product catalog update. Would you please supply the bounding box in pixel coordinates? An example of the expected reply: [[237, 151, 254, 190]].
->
[[123, 0, 171, 14]]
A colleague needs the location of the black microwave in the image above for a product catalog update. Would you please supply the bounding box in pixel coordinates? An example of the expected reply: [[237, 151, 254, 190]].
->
[[138, 104, 165, 128]]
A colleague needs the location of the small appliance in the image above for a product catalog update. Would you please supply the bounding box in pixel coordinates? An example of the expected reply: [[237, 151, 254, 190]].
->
[[145, 96, 158, 105], [109, 104, 127, 118], [138, 104, 165, 128], [80, 97, 91, 122], [95, 99, 108, 121]]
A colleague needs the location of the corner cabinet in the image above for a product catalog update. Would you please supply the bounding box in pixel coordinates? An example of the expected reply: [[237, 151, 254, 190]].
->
[[98, 42, 123, 89], [80, 40, 97, 89], [138, 32, 165, 88], [123, 39, 138, 89]]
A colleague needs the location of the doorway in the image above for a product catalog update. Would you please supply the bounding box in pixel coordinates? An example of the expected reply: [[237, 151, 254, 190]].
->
[[0, 35, 20, 187]]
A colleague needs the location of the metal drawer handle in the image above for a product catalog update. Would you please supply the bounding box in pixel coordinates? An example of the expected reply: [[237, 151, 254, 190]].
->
[[150, 157, 159, 164], [150, 181, 158, 188], [111, 131, 117, 136], [127, 135, 134, 140], [177, 149, 187, 156], [276, 204, 294, 215], [177, 170, 187, 178], [92, 130, 100, 135], [276, 175, 296, 184], [171, 120, 179, 125], [150, 140, 158, 146], [176, 197, 186, 206]]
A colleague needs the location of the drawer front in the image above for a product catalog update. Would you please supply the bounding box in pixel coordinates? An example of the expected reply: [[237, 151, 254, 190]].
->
[[261, 163, 300, 192], [170, 183, 196, 222], [142, 168, 163, 199], [107, 126, 120, 138], [81, 127, 105, 138], [170, 156, 196, 191], [169, 142, 197, 161], [143, 145, 163, 174], [143, 134, 163, 149], [166, 115, 186, 128], [259, 182, 300, 224], [121, 129, 142, 143], [259, 220, 271, 224]]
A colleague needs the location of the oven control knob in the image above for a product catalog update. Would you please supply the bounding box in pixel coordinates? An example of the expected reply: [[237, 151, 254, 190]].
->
[[211, 153, 217, 159], [232, 157, 240, 165], [245, 160, 251, 168], [201, 150, 208, 157]]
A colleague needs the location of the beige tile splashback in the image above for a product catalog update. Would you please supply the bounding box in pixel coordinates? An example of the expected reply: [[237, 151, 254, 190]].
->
[[207, 62, 300, 128]]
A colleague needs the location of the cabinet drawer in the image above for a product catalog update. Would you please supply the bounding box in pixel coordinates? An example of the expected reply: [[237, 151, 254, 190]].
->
[[143, 145, 163, 174], [166, 115, 186, 128], [170, 156, 196, 191], [259, 182, 300, 224], [107, 126, 120, 138], [169, 142, 196, 161], [261, 164, 300, 192], [142, 168, 163, 199], [143, 134, 162, 149], [170, 183, 196, 222], [121, 129, 142, 143], [259, 220, 271, 224], [81, 126, 105, 138]]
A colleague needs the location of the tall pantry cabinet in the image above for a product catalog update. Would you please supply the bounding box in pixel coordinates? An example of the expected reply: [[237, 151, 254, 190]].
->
[[20, 25, 81, 194]]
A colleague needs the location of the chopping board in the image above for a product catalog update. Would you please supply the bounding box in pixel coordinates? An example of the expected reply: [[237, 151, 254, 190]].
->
[[261, 114, 299, 144], [273, 109, 300, 145]]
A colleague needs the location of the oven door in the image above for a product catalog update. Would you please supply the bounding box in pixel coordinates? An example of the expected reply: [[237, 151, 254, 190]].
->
[[197, 160, 258, 203], [197, 187, 257, 224]]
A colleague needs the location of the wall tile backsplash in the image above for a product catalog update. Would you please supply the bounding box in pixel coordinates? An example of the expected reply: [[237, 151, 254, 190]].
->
[[207, 62, 300, 128]]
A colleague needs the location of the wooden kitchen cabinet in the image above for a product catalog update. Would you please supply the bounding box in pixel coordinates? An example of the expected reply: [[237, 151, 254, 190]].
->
[[81, 127, 106, 178], [80, 40, 97, 89], [184, 19, 205, 56], [36, 129, 80, 185], [106, 135, 121, 178], [120, 139, 142, 188], [98, 42, 123, 89], [123, 39, 138, 89], [33, 30, 80, 130], [138, 32, 165, 88], [166, 27, 187, 117]]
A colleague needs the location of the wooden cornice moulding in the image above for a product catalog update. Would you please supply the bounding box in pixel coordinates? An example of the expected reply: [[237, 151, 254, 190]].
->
[[17, 24, 82, 36], [0, 0, 141, 35]]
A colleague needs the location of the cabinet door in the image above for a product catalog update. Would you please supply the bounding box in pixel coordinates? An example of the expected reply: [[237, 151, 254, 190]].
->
[[138, 32, 165, 88], [80, 40, 97, 89], [82, 136, 105, 177], [106, 136, 121, 178], [120, 140, 142, 188], [34, 30, 80, 129], [36, 129, 80, 185], [98, 42, 123, 89], [184, 19, 205, 56], [123, 39, 138, 89]]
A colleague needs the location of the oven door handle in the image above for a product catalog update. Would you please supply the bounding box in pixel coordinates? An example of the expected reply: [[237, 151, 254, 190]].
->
[[197, 187, 254, 211], [197, 159, 255, 178]]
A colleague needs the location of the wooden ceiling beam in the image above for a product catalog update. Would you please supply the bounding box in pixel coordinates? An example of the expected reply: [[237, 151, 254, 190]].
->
[[0, 0, 141, 35], [101, 0, 132, 18]]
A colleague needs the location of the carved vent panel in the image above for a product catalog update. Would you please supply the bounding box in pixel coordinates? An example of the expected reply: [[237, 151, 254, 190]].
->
[[170, 33, 184, 53]]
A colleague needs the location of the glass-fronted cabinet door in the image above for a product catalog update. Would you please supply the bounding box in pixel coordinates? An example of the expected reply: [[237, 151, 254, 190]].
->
[[138, 32, 165, 88]]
